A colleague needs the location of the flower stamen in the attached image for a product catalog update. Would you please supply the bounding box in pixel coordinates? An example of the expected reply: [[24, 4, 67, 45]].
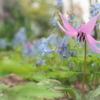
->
[[77, 32, 86, 42]]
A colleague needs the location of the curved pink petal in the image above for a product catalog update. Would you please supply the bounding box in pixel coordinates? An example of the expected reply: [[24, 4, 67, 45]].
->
[[87, 35, 100, 43], [86, 35, 100, 53], [77, 23, 85, 31], [59, 12, 77, 33], [80, 14, 99, 34], [57, 21, 77, 37]]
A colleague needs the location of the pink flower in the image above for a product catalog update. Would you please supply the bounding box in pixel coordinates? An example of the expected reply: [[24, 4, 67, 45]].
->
[[57, 13, 100, 53]]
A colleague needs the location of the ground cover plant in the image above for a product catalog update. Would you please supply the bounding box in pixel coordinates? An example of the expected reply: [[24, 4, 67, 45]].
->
[[0, 0, 100, 100]]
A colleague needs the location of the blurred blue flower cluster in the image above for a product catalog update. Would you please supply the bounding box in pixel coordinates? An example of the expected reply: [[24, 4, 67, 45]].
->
[[22, 42, 34, 57], [57, 0, 62, 6], [13, 27, 26, 46], [58, 36, 69, 59], [51, 19, 57, 26], [39, 34, 55, 56], [68, 14, 75, 23], [36, 56, 46, 65], [67, 14, 79, 29], [90, 3, 100, 18], [0, 25, 77, 64], [0, 39, 7, 49]]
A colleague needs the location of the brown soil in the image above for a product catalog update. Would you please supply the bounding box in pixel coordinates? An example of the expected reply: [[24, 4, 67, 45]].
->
[[0, 73, 30, 87]]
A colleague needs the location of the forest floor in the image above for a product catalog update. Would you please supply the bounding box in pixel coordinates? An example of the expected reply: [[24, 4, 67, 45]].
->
[[0, 73, 88, 100]]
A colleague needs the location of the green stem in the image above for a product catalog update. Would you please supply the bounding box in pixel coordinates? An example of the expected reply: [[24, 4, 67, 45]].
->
[[82, 40, 86, 100]]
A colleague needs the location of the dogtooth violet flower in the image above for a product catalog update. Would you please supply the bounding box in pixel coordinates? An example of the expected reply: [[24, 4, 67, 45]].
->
[[57, 12, 100, 53]]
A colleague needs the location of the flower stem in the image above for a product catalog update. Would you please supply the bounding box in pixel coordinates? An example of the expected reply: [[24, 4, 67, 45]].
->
[[82, 40, 86, 100]]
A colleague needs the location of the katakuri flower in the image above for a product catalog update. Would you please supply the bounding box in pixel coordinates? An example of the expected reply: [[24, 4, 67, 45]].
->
[[57, 13, 100, 53]]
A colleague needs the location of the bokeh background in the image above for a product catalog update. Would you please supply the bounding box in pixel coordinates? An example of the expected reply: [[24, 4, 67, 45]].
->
[[0, 1, 100, 100], [0, 0, 99, 41]]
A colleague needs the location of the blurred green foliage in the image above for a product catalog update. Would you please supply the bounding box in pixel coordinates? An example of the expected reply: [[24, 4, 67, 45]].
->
[[0, 82, 63, 100], [0, 0, 55, 41]]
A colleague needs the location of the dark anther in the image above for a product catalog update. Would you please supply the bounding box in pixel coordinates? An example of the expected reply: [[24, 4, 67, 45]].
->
[[81, 33, 84, 36], [79, 36, 82, 42], [77, 33, 80, 37], [77, 31, 85, 42], [83, 36, 85, 41]]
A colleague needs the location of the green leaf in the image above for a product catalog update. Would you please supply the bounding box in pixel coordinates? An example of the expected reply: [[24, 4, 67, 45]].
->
[[11, 54, 22, 62], [0, 96, 8, 100], [54, 87, 81, 100], [69, 75, 78, 82], [33, 72, 49, 81], [59, 66, 69, 71], [11, 96, 39, 100], [6, 82, 63, 100], [0, 59, 34, 76], [37, 79, 63, 88], [0, 71, 9, 77], [0, 84, 9, 93], [86, 85, 100, 100]]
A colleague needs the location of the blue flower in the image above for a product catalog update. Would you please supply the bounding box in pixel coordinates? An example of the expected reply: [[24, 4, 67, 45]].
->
[[90, 7, 95, 11], [51, 19, 57, 26], [36, 56, 46, 65], [70, 50, 76, 57], [58, 0, 62, 6], [0, 39, 7, 48], [33, 39, 41, 54], [90, 3, 100, 17], [39, 43, 54, 56], [68, 14, 75, 23], [58, 36, 69, 59], [22, 42, 34, 57], [95, 3, 100, 8], [41, 34, 54, 43], [13, 27, 26, 46], [39, 34, 55, 56], [91, 11, 98, 17], [74, 24, 79, 29]]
